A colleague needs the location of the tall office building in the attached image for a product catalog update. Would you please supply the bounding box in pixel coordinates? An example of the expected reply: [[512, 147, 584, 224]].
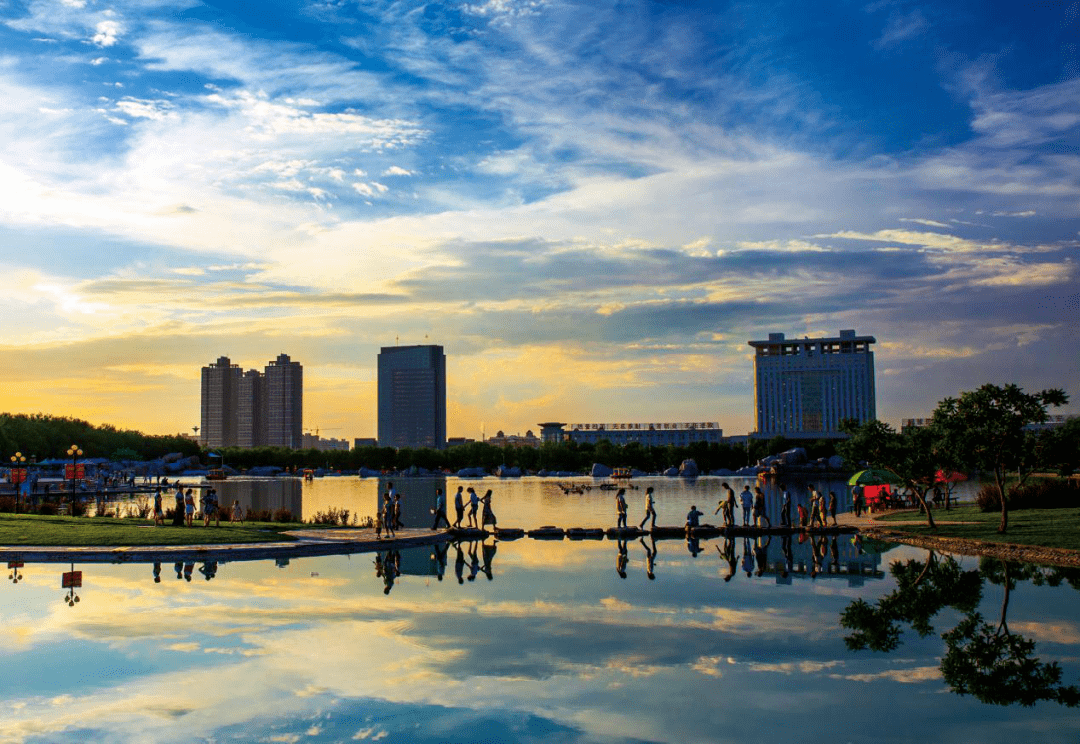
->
[[237, 369, 267, 448], [748, 329, 876, 439], [378, 345, 446, 450], [265, 353, 303, 448], [200, 356, 242, 447]]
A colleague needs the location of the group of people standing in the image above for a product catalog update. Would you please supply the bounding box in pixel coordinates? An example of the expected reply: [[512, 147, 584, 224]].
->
[[152, 485, 244, 527]]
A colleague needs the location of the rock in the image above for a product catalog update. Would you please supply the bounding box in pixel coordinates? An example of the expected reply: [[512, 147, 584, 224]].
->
[[496, 465, 522, 477], [590, 463, 614, 478], [358, 467, 382, 478], [456, 467, 487, 478], [679, 459, 699, 477], [828, 455, 845, 470], [779, 447, 808, 466], [664, 467, 679, 477], [735, 466, 761, 476]]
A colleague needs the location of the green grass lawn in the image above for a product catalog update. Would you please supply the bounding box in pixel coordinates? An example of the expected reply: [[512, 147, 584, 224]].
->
[[874, 505, 1080, 552], [0, 513, 312, 546]]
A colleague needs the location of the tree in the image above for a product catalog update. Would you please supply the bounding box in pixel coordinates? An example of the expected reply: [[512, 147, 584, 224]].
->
[[838, 419, 945, 528], [932, 384, 1068, 533]]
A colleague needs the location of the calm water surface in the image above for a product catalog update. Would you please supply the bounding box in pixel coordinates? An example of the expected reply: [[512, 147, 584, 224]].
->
[[2, 478, 1076, 743]]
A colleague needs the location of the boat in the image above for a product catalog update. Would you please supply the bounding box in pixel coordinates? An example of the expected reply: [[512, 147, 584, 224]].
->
[[206, 469, 228, 481], [612, 467, 632, 479]]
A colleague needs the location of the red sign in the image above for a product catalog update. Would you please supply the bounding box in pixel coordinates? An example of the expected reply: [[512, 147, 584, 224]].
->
[[7, 562, 23, 569], [9, 468, 27, 485], [65, 464, 86, 479], [62, 571, 82, 589]]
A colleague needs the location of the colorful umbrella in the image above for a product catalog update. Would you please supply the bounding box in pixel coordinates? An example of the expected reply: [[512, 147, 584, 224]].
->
[[848, 468, 903, 486]]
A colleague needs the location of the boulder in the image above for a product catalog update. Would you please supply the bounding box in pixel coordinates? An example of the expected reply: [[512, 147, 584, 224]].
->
[[679, 459, 699, 477], [496, 465, 522, 477], [358, 467, 382, 478], [778, 447, 808, 466], [590, 463, 614, 478], [663, 467, 679, 477], [162, 452, 185, 464], [735, 466, 761, 476], [828, 455, 845, 470], [456, 467, 487, 478]]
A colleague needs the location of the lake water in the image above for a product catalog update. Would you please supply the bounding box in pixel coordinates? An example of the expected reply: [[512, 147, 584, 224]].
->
[[2, 477, 1077, 743]]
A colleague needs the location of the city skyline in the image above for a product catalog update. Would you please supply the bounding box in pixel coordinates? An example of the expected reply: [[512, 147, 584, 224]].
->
[[0, 1, 1076, 440]]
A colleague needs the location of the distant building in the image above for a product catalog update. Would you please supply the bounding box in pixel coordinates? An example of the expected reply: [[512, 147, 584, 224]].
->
[[200, 356, 241, 447], [904, 413, 1077, 433], [539, 422, 722, 447], [237, 369, 267, 448], [301, 433, 351, 451], [486, 430, 541, 448], [378, 345, 446, 449], [265, 353, 303, 449], [749, 330, 876, 439], [200, 353, 303, 449], [446, 437, 476, 447], [353, 437, 378, 449]]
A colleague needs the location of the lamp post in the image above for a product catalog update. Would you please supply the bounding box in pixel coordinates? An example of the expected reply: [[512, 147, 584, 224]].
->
[[67, 445, 83, 510], [10, 452, 26, 513]]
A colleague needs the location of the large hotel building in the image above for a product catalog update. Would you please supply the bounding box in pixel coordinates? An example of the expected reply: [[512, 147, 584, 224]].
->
[[200, 353, 303, 448], [377, 344, 446, 450], [749, 329, 876, 439]]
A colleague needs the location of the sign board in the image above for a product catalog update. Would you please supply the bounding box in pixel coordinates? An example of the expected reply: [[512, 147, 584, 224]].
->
[[64, 464, 86, 480], [7, 562, 23, 569], [9, 468, 27, 485], [61, 571, 82, 589]]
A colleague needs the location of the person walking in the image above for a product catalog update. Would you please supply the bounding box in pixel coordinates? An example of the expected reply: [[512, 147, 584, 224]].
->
[[452, 485, 465, 528], [615, 488, 628, 529], [231, 500, 244, 524], [639, 486, 657, 530], [431, 488, 450, 530], [721, 482, 736, 528], [480, 489, 497, 531], [753, 486, 771, 528], [382, 492, 396, 539], [466, 487, 480, 528], [828, 490, 838, 526], [393, 492, 403, 530], [797, 501, 808, 528], [779, 485, 792, 528], [808, 485, 824, 528], [851, 484, 864, 518], [153, 488, 164, 527], [740, 485, 754, 526]]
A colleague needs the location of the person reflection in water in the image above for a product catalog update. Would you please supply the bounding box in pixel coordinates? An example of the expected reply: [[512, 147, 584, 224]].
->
[[781, 534, 794, 579], [173, 561, 183, 580], [432, 542, 448, 581], [718, 538, 737, 582], [199, 561, 218, 581], [640, 536, 657, 580], [183, 562, 194, 582], [454, 542, 466, 585], [383, 551, 400, 594], [481, 540, 497, 581], [153, 562, 161, 583], [754, 535, 771, 577], [467, 542, 480, 582], [616, 538, 628, 578], [742, 538, 755, 577]]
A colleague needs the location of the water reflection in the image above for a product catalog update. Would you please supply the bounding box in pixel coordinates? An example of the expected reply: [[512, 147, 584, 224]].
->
[[841, 552, 1080, 707]]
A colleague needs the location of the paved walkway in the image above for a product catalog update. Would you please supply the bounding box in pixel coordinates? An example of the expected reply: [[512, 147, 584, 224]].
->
[[835, 508, 979, 530]]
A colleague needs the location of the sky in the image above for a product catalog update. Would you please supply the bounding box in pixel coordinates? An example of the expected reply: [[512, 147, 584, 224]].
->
[[0, 0, 1077, 441]]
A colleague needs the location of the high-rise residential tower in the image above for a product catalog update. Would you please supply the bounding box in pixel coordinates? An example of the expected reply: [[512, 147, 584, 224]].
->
[[200, 356, 242, 448], [237, 369, 267, 448], [265, 353, 303, 449], [748, 329, 876, 439], [378, 345, 446, 450]]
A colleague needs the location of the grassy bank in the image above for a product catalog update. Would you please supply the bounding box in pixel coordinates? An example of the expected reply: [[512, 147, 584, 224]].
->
[[0, 513, 312, 546], [873, 505, 1080, 552]]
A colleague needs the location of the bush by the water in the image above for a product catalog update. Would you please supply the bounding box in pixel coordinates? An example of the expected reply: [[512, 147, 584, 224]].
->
[[976, 479, 1080, 512]]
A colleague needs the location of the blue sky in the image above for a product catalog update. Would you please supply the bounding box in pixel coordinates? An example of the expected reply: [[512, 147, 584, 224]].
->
[[0, 0, 1076, 438]]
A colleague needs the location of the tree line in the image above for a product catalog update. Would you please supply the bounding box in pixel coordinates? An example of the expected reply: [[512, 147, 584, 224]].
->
[[0, 413, 200, 462]]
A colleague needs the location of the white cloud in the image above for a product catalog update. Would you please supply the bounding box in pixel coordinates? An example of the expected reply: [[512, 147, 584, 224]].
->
[[873, 10, 929, 49], [382, 166, 413, 176], [92, 20, 122, 47]]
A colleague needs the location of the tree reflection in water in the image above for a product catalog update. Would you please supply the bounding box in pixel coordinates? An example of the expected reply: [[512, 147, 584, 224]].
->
[[841, 551, 1080, 707]]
